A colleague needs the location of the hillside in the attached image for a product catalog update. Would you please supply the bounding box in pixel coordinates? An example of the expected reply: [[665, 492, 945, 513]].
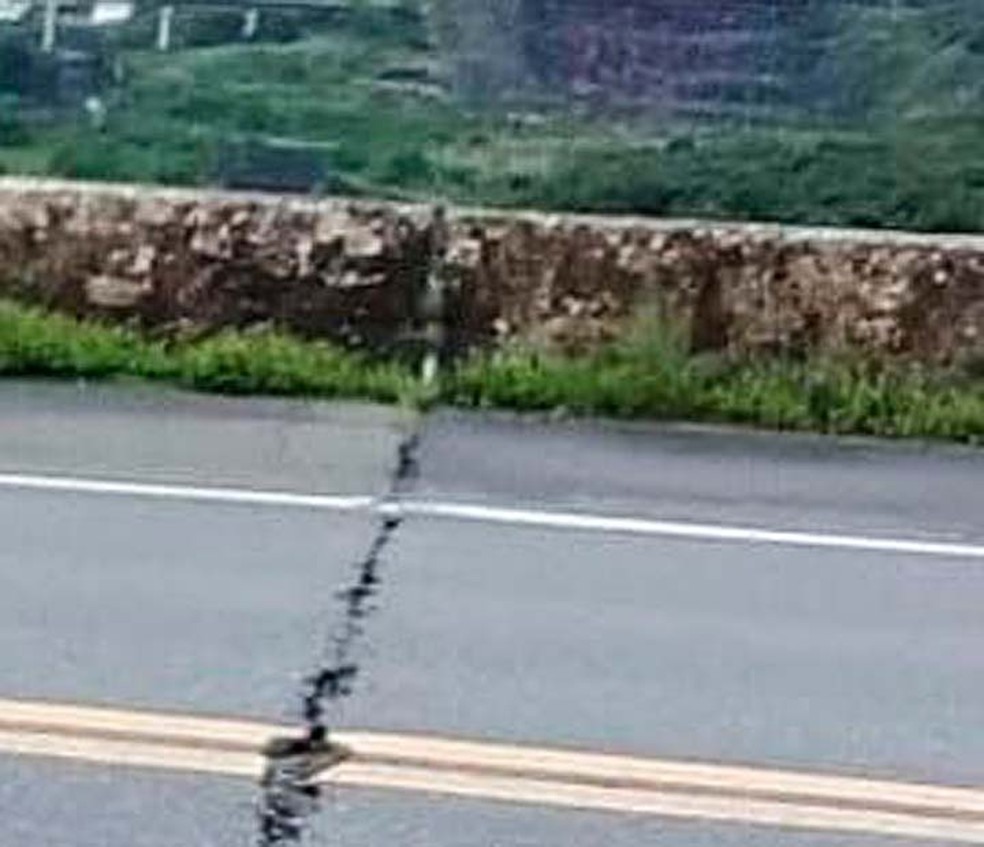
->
[[2, 0, 984, 232]]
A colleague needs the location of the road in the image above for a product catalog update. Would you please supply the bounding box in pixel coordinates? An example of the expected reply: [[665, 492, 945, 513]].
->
[[0, 380, 983, 845]]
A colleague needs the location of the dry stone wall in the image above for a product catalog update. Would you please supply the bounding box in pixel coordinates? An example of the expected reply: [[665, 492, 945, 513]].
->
[[0, 179, 435, 351], [1, 178, 983, 366]]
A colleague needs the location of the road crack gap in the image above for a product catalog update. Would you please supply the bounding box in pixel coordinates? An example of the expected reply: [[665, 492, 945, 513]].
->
[[257, 426, 422, 845]]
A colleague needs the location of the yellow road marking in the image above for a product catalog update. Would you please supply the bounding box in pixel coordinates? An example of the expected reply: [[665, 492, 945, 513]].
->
[[329, 763, 984, 844], [0, 697, 281, 752], [334, 730, 984, 818], [0, 729, 259, 779], [1, 697, 983, 843]]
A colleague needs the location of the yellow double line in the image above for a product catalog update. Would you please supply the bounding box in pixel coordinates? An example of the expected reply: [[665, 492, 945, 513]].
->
[[1, 697, 983, 843]]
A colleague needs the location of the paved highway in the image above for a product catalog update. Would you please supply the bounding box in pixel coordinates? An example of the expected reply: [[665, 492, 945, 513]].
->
[[0, 380, 982, 845]]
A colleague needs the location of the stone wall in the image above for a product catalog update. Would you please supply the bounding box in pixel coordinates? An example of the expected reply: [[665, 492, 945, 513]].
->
[[1, 177, 983, 366], [0, 179, 435, 352], [452, 209, 984, 364]]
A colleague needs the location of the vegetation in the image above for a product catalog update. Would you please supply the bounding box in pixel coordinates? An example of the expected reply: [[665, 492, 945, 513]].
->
[[490, 122, 984, 232], [451, 345, 984, 443], [2, 300, 981, 443], [0, 301, 415, 402], [2, 4, 984, 441], [5, 2, 984, 230]]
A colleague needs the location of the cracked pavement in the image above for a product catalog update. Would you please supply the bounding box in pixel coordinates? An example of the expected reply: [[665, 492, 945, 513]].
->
[[1, 380, 983, 846]]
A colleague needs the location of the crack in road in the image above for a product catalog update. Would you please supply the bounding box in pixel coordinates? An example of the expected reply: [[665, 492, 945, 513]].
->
[[256, 427, 422, 845]]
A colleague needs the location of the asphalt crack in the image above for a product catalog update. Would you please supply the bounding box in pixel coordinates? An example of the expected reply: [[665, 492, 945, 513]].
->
[[256, 427, 421, 845]]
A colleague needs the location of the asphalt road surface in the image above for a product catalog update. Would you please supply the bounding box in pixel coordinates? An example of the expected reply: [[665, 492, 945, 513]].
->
[[1, 380, 983, 846]]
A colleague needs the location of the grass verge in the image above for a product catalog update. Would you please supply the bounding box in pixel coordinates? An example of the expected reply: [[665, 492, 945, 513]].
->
[[1, 300, 982, 444], [0, 301, 416, 403], [450, 348, 984, 444]]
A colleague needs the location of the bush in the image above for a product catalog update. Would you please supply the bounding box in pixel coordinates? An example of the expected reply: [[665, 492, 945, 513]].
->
[[0, 301, 163, 378], [46, 126, 206, 185], [0, 97, 29, 146], [472, 122, 984, 233]]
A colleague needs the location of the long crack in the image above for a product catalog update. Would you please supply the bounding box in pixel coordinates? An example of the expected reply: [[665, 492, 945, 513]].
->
[[257, 427, 421, 845]]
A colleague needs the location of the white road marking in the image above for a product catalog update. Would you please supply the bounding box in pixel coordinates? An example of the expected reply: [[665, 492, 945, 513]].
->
[[0, 472, 372, 512], [1, 471, 983, 559], [401, 501, 984, 559], [3, 698, 984, 843]]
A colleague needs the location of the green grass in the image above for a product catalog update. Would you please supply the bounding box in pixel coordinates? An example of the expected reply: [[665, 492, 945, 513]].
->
[[2, 299, 981, 444], [27, 16, 480, 191], [449, 348, 984, 443], [0, 300, 415, 402]]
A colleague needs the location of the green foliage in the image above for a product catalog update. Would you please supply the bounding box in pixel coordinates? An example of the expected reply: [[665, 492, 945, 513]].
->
[[1, 299, 981, 442], [472, 122, 984, 232], [446, 319, 984, 444], [8, 1, 984, 232], [0, 301, 165, 377], [35, 17, 463, 188], [0, 96, 29, 146], [46, 125, 206, 185], [175, 330, 412, 402], [0, 31, 37, 95], [0, 300, 411, 401], [817, 0, 984, 120]]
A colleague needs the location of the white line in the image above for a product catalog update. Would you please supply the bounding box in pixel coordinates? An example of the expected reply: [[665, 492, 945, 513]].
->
[[2, 471, 983, 560], [401, 501, 984, 560], [0, 472, 373, 512]]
